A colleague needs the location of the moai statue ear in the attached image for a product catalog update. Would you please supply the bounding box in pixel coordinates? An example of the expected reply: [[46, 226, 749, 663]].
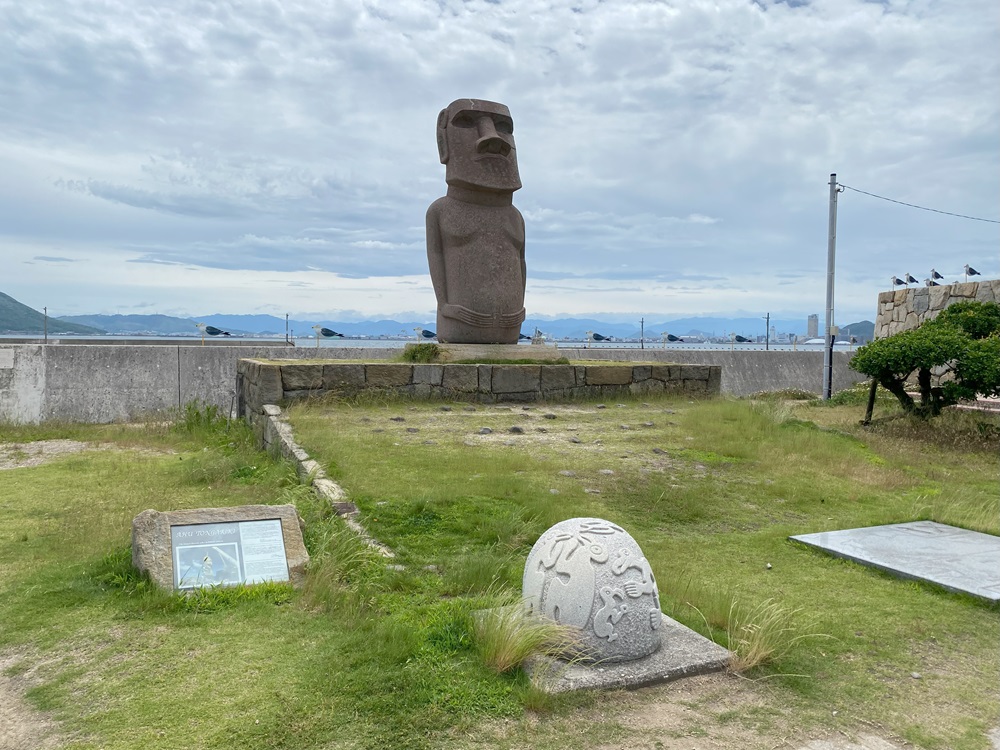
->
[[437, 108, 449, 164]]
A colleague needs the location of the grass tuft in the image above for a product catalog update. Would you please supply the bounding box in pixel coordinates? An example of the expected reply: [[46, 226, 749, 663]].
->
[[474, 596, 584, 674]]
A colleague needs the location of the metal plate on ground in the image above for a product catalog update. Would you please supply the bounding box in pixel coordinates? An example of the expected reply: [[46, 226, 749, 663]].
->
[[790, 521, 1000, 602]]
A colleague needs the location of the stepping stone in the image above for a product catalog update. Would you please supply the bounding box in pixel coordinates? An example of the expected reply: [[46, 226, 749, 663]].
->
[[791, 521, 1000, 602]]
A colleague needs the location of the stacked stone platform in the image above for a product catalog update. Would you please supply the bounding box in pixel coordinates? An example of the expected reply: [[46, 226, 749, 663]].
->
[[236, 360, 720, 418], [875, 279, 1000, 338]]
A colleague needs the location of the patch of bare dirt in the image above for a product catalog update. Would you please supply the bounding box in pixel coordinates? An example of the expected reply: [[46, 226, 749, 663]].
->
[[0, 652, 60, 750], [475, 673, 912, 750], [0, 440, 175, 470]]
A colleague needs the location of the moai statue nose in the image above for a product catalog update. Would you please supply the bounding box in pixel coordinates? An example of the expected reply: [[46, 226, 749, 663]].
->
[[475, 116, 511, 157]]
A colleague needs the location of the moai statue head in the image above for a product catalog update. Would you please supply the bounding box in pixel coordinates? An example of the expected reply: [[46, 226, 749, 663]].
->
[[436, 99, 521, 194]]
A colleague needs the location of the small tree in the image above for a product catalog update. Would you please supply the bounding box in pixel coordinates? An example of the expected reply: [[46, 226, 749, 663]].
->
[[851, 301, 1000, 417]]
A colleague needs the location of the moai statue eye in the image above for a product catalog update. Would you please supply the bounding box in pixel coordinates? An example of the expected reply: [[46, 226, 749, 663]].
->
[[451, 113, 476, 128], [493, 117, 513, 135]]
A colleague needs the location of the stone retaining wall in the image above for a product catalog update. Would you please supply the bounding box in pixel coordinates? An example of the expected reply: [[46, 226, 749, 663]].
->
[[236, 360, 721, 419], [874, 279, 1000, 338]]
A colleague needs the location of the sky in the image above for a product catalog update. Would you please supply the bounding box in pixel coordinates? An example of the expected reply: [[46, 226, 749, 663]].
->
[[2, 0, 998, 326]]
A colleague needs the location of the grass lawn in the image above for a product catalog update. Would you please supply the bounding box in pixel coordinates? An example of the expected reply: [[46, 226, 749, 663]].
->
[[0, 392, 997, 749]]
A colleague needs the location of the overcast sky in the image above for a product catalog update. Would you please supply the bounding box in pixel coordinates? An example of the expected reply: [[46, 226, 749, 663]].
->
[[2, 0, 997, 325]]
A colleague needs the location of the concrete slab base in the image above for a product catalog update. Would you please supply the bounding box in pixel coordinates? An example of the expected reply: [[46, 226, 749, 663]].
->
[[525, 613, 731, 693], [791, 521, 1000, 603]]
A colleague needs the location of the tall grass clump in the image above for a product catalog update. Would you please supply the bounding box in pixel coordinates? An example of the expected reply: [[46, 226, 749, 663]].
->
[[724, 597, 827, 673], [473, 594, 584, 674], [662, 579, 828, 674]]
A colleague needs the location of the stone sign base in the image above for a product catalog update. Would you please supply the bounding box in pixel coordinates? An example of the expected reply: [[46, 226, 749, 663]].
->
[[132, 504, 309, 591], [525, 613, 731, 693], [418, 342, 564, 362]]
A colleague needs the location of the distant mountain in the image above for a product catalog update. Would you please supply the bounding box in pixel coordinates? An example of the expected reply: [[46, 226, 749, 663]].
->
[[58, 313, 207, 335], [7, 305, 878, 342], [0, 292, 104, 334], [840, 320, 874, 343]]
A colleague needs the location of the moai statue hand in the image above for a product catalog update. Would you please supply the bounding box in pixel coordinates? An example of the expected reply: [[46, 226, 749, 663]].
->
[[426, 99, 526, 344]]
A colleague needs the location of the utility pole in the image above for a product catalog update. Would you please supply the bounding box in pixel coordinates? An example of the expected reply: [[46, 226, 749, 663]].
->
[[285, 313, 289, 345], [763, 312, 769, 351], [823, 173, 843, 400], [44, 306, 48, 344], [640, 317, 644, 350]]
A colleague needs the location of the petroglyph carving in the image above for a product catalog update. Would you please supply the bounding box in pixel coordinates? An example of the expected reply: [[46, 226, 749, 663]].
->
[[523, 518, 663, 663]]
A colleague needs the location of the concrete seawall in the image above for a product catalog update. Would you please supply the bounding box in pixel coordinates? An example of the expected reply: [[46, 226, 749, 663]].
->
[[0, 344, 862, 424], [0, 344, 394, 424]]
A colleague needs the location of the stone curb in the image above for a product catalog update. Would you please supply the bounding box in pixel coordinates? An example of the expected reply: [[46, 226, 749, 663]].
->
[[259, 404, 394, 559]]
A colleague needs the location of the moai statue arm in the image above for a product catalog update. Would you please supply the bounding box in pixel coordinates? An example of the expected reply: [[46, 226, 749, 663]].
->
[[426, 199, 448, 310]]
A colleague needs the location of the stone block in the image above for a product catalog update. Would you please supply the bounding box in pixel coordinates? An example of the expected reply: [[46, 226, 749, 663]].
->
[[629, 379, 663, 395], [496, 390, 541, 403], [913, 290, 930, 314], [585, 365, 633, 386], [683, 379, 707, 393], [365, 364, 413, 387], [442, 364, 478, 391], [413, 364, 444, 386], [893, 289, 907, 304], [650, 365, 679, 382], [540, 365, 576, 392], [976, 282, 997, 303], [132, 504, 309, 591], [680, 365, 709, 380], [257, 364, 284, 406], [477, 365, 493, 391], [706, 366, 722, 394], [951, 282, 977, 299], [632, 365, 652, 381], [492, 365, 541, 393], [323, 364, 365, 390], [281, 364, 323, 391], [929, 285, 949, 309]]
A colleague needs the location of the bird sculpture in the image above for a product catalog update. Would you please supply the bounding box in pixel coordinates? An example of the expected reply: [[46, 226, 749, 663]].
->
[[733, 335, 752, 343], [965, 264, 981, 281], [905, 273, 918, 285], [518, 333, 532, 341], [924, 278, 940, 287], [930, 269, 944, 281], [590, 332, 612, 342], [414, 327, 437, 340], [891, 276, 906, 288], [195, 322, 230, 344], [663, 333, 684, 342]]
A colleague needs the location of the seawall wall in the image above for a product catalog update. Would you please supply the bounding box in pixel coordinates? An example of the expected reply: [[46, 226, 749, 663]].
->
[[0, 344, 862, 424]]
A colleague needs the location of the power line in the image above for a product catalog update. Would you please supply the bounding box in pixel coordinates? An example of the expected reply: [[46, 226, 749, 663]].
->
[[838, 183, 1000, 224]]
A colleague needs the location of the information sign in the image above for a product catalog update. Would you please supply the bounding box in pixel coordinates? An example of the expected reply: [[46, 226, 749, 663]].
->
[[171, 519, 289, 589]]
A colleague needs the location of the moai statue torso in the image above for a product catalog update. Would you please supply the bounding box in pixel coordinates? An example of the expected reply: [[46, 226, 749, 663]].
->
[[426, 99, 526, 344]]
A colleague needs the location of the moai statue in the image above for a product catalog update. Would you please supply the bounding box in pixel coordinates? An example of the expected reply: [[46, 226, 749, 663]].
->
[[426, 99, 526, 344]]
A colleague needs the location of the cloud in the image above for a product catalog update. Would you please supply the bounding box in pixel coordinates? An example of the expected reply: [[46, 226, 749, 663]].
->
[[0, 0, 995, 323]]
